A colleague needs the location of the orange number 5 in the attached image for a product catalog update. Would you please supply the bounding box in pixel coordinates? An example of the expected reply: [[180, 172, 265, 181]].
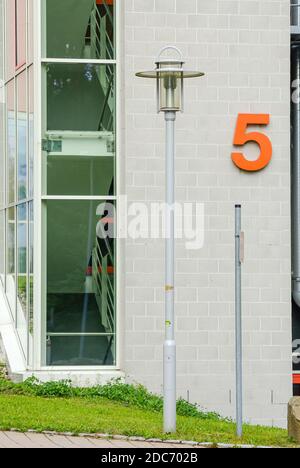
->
[[231, 114, 272, 172]]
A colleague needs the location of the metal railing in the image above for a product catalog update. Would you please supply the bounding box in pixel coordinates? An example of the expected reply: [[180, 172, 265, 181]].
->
[[85, 1, 114, 131], [86, 0, 114, 60], [92, 234, 115, 335], [99, 71, 114, 131]]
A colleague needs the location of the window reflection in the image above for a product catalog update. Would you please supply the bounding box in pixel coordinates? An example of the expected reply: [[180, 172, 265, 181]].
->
[[17, 72, 27, 201], [16, 0, 26, 68], [0, 90, 4, 207], [2, 4, 35, 359], [45, 63, 115, 196], [46, 200, 115, 366], [0, 211, 4, 285], [47, 63, 114, 132], [5, 0, 15, 80], [29, 66, 34, 198], [17, 203, 27, 351], [46, 0, 114, 60], [6, 207, 16, 319], [29, 202, 34, 335], [28, 0, 34, 64], [7, 80, 16, 205]]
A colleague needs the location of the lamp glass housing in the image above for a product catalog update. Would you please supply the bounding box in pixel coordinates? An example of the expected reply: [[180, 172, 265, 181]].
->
[[157, 62, 183, 112], [135, 46, 205, 114]]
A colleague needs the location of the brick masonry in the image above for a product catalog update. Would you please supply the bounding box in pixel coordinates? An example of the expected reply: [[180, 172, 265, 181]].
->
[[123, 0, 292, 427]]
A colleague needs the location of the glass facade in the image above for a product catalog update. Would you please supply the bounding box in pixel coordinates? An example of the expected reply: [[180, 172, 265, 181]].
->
[[1, 0, 34, 359], [44, 62, 115, 196], [15, 0, 26, 68], [42, 0, 117, 367], [0, 0, 116, 368], [17, 71, 27, 200], [46, 200, 115, 366], [7, 79, 15, 204], [45, 0, 115, 60]]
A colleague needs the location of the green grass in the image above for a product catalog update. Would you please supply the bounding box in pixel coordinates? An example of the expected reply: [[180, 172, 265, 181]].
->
[[0, 377, 297, 447]]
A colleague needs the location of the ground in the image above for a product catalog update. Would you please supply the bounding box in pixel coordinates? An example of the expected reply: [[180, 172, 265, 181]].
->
[[0, 394, 297, 448], [0, 431, 203, 449]]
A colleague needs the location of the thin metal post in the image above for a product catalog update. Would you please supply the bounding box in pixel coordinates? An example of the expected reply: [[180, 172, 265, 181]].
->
[[164, 111, 176, 434], [235, 205, 243, 438]]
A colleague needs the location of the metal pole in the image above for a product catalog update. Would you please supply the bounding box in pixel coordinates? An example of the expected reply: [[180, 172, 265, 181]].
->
[[164, 111, 176, 433], [235, 205, 243, 438], [291, 2, 300, 28], [291, 45, 300, 308]]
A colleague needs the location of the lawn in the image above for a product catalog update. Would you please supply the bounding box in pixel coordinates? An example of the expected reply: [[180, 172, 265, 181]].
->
[[0, 376, 297, 448]]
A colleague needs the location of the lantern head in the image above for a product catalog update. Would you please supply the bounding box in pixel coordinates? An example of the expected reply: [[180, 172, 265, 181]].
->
[[136, 46, 204, 113]]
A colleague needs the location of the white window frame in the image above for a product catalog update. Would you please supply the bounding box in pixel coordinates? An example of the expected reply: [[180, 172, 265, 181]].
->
[[1, 0, 33, 364], [33, 0, 123, 371]]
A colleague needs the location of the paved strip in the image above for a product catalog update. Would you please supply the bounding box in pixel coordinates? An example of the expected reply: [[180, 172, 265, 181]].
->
[[0, 431, 204, 449], [129, 441, 164, 448], [66, 436, 98, 448], [26, 432, 60, 449], [86, 438, 115, 448], [109, 440, 138, 448], [3, 431, 39, 448], [46, 434, 82, 449], [0, 432, 21, 448]]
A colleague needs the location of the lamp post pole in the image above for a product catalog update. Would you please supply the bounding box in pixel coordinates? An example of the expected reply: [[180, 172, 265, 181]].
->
[[235, 205, 243, 438], [164, 110, 176, 433], [136, 46, 204, 434]]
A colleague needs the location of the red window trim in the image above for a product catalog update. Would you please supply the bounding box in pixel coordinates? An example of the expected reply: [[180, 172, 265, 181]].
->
[[96, 0, 114, 5]]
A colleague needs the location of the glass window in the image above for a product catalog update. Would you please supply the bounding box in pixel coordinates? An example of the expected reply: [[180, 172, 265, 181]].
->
[[7, 80, 16, 205], [1, 0, 35, 365], [17, 71, 27, 201], [46, 200, 115, 366], [43, 2, 117, 368], [28, 66, 34, 198], [5, 0, 15, 80], [0, 210, 4, 285], [16, 0, 26, 69], [28, 201, 33, 335], [16, 203, 27, 352], [45, 0, 115, 60], [6, 206, 16, 319], [27, 0, 34, 64], [47, 335, 115, 366], [0, 87, 4, 208], [44, 63, 115, 196], [46, 63, 115, 132]]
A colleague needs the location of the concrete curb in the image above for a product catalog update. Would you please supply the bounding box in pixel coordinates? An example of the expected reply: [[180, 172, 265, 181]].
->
[[7, 428, 282, 449]]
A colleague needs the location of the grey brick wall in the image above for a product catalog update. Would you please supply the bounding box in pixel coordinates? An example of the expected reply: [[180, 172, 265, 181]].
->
[[123, 0, 292, 427]]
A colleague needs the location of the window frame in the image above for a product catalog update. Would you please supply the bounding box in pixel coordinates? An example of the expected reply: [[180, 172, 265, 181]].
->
[[15, 0, 27, 70], [1, 0, 35, 363], [38, 0, 122, 371]]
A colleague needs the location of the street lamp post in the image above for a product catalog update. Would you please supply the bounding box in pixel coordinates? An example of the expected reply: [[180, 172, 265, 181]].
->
[[136, 46, 204, 434]]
